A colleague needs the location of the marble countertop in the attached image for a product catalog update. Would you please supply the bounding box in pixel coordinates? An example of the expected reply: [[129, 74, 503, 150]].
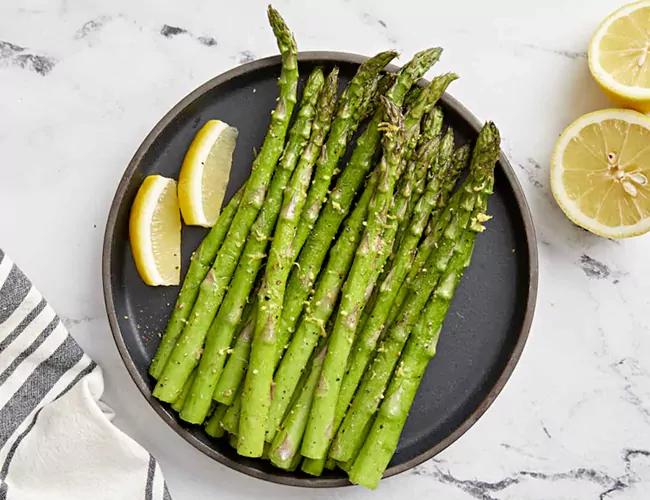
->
[[2, 0, 650, 498]]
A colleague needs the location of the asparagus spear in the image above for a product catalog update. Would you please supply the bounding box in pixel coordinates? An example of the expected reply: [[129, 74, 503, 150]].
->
[[209, 71, 336, 409], [269, 343, 328, 469], [399, 107, 445, 238], [229, 434, 274, 459], [215, 170, 377, 449], [204, 403, 229, 438], [422, 107, 445, 145], [403, 109, 445, 202], [311, 137, 444, 473], [359, 72, 398, 121], [301, 99, 407, 460], [149, 184, 245, 379], [291, 51, 398, 256], [303, 74, 458, 459], [152, 7, 299, 403], [333, 134, 455, 435], [221, 386, 243, 435], [265, 169, 379, 443], [386, 144, 470, 327], [212, 311, 255, 405], [301, 457, 325, 477], [297, 148, 430, 475], [178, 68, 330, 423], [277, 49, 443, 377], [171, 370, 196, 413], [329, 123, 500, 463], [238, 54, 395, 458], [403, 87, 422, 114], [349, 174, 494, 490], [357, 130, 445, 362]]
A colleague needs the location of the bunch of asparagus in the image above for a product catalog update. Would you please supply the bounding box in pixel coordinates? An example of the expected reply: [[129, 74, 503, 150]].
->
[[148, 6, 500, 489]]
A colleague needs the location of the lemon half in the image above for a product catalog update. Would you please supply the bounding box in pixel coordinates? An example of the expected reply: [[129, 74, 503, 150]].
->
[[589, 0, 650, 112], [129, 175, 182, 285], [551, 109, 650, 239], [178, 120, 238, 227]]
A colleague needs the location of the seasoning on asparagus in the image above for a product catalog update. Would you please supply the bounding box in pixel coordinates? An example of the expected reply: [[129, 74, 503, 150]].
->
[[152, 6, 299, 404], [303, 75, 458, 460], [178, 68, 328, 424], [238, 52, 396, 458], [300, 136, 437, 475], [171, 370, 197, 413], [291, 50, 399, 256], [204, 403, 229, 438], [217, 54, 407, 437], [212, 312, 255, 405], [269, 343, 328, 469], [277, 48, 443, 379], [397, 106, 445, 243], [349, 170, 495, 490], [330, 123, 500, 463], [333, 132, 456, 437], [301, 98, 407, 459], [265, 170, 379, 444], [386, 143, 470, 327], [221, 386, 243, 435]]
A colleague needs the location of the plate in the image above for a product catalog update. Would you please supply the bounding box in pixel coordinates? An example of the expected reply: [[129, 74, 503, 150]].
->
[[102, 52, 538, 487]]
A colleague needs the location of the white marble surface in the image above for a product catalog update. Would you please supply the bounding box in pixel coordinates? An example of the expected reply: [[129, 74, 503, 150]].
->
[[2, 0, 650, 497]]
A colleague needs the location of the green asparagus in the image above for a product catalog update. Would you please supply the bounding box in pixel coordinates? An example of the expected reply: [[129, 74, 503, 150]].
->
[[178, 68, 328, 423], [152, 7, 299, 403], [349, 173, 494, 489], [301, 457, 325, 477], [269, 343, 328, 469], [171, 370, 196, 413], [238, 53, 395, 458], [149, 184, 245, 379], [291, 50, 398, 255], [386, 143, 470, 327], [299, 138, 433, 474], [333, 135, 452, 437], [359, 72, 397, 121], [278, 48, 443, 376], [204, 403, 228, 438], [265, 169, 379, 444], [357, 133, 444, 365], [303, 74, 458, 459], [329, 123, 500, 463], [221, 386, 243, 435], [212, 312, 255, 405], [403, 87, 422, 114], [400, 106, 445, 235], [301, 98, 406, 459]]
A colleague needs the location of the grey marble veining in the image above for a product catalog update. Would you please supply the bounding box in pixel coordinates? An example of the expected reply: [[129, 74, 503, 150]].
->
[[1, 0, 649, 498]]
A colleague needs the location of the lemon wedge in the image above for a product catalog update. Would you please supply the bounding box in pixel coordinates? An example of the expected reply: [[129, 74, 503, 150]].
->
[[551, 109, 650, 238], [130, 175, 182, 285], [589, 0, 650, 112], [178, 120, 238, 227]]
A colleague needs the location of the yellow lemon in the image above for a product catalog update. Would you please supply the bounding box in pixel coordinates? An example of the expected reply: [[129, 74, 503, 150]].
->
[[589, 0, 650, 112], [129, 175, 182, 285], [551, 109, 650, 238], [178, 120, 238, 227]]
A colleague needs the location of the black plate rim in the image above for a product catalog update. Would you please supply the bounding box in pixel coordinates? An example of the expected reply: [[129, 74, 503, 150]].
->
[[102, 51, 539, 488]]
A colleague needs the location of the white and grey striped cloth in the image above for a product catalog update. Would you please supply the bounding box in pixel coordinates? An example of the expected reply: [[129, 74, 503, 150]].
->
[[0, 249, 171, 500]]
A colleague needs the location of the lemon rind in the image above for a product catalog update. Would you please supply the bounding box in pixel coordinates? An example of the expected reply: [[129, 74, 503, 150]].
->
[[551, 108, 650, 238], [589, 0, 650, 101], [179, 119, 231, 227], [131, 175, 177, 285]]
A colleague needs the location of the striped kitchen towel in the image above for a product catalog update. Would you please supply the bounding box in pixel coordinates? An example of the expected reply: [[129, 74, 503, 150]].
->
[[0, 248, 171, 500]]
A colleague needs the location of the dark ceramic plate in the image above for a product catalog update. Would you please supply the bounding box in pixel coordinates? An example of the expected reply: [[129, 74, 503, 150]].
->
[[102, 52, 538, 487]]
